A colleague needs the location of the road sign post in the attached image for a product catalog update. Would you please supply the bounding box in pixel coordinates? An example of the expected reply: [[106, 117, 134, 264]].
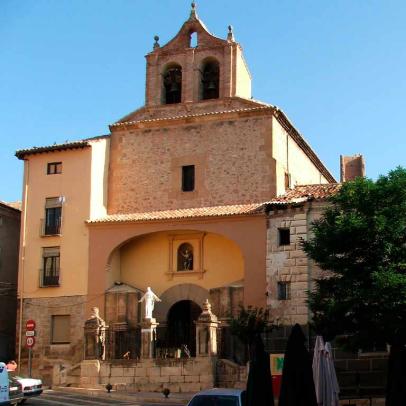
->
[[25, 320, 36, 378]]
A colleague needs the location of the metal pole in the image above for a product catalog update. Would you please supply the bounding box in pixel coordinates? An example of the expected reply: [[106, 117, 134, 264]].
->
[[28, 348, 32, 378]]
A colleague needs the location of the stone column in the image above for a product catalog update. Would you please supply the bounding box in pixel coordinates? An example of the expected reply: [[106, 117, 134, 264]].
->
[[195, 300, 219, 357], [140, 318, 159, 359]]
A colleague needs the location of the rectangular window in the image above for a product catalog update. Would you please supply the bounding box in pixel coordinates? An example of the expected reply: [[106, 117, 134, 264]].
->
[[51, 315, 70, 344], [41, 247, 60, 287], [277, 282, 290, 300], [182, 165, 195, 192], [284, 172, 291, 189], [47, 162, 62, 175], [278, 228, 290, 246], [44, 197, 62, 235]]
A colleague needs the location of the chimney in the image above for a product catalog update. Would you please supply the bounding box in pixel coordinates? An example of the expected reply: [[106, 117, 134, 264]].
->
[[340, 155, 365, 182]]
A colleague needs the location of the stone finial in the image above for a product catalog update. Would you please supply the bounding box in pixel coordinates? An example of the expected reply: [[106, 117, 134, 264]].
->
[[190, 1, 198, 19], [227, 25, 235, 42], [153, 35, 160, 49], [198, 299, 218, 323]]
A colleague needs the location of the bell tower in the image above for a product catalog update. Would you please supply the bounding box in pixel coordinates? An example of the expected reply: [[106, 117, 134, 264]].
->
[[144, 2, 252, 107]]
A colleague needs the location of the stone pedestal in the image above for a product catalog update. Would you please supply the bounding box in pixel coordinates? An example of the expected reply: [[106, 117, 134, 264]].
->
[[140, 318, 159, 359], [195, 300, 219, 357]]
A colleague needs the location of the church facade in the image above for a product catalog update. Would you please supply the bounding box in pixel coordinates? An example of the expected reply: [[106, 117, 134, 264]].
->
[[15, 4, 368, 390]]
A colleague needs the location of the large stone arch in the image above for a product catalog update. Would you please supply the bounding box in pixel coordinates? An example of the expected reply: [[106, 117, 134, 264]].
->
[[154, 283, 209, 323]]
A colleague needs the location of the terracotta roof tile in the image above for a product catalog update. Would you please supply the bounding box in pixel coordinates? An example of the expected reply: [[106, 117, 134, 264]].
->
[[88, 184, 341, 224], [267, 183, 342, 205], [110, 106, 273, 127], [88, 203, 266, 223], [15, 135, 109, 159]]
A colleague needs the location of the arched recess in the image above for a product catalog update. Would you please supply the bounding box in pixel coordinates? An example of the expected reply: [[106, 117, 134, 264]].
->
[[162, 63, 182, 104], [105, 230, 245, 296], [200, 57, 220, 100], [153, 283, 209, 323], [89, 219, 266, 320]]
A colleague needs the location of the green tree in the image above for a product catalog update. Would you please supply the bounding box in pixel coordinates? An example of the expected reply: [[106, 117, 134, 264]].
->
[[303, 167, 406, 404], [229, 306, 273, 348]]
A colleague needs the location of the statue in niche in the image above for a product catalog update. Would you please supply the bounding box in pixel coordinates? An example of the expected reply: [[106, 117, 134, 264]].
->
[[139, 287, 161, 319], [177, 243, 193, 271]]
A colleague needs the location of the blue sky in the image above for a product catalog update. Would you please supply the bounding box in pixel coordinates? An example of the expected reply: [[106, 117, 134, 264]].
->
[[1, 0, 405, 202]]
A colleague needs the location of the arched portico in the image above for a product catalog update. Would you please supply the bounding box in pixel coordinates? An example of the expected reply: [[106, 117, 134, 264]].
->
[[87, 215, 267, 318]]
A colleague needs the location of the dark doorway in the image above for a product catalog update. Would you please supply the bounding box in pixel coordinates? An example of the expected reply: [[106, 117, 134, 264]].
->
[[165, 300, 202, 357]]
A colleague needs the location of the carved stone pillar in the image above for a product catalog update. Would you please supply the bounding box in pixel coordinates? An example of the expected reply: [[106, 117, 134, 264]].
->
[[195, 299, 219, 357], [140, 318, 159, 359]]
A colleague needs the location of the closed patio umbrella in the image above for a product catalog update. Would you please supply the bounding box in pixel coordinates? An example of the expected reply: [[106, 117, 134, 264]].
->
[[279, 324, 317, 406], [245, 334, 275, 406], [312, 336, 340, 406], [313, 335, 326, 405]]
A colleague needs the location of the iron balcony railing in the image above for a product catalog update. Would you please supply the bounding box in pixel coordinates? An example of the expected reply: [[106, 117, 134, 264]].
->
[[40, 269, 60, 287], [40, 218, 61, 236]]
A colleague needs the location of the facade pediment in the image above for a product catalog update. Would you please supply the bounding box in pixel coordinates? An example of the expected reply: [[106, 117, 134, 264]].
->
[[154, 11, 228, 54], [113, 97, 271, 125]]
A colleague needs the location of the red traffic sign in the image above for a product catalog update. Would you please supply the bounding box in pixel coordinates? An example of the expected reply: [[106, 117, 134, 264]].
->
[[26, 320, 36, 331], [26, 336, 35, 348]]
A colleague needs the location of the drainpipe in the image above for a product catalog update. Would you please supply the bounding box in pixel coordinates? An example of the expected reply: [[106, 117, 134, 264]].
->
[[18, 158, 29, 373]]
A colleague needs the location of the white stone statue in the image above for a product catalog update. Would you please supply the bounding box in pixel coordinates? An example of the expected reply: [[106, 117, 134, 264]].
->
[[139, 287, 161, 319]]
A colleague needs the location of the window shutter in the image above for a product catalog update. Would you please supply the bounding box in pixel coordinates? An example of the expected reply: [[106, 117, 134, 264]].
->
[[43, 247, 60, 257], [45, 197, 62, 209], [52, 315, 70, 343]]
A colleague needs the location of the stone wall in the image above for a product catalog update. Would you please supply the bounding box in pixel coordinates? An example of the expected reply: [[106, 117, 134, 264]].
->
[[18, 295, 86, 385], [108, 115, 276, 213], [74, 358, 217, 393], [266, 206, 311, 325]]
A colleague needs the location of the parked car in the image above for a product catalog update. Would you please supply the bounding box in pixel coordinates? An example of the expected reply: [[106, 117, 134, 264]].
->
[[8, 376, 23, 405], [187, 388, 246, 406], [12, 376, 42, 403]]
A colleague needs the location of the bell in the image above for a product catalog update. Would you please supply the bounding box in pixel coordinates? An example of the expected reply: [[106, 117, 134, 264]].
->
[[207, 80, 217, 91], [170, 81, 180, 93]]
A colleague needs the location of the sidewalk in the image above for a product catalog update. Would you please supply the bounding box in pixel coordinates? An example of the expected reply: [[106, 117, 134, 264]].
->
[[54, 386, 193, 404]]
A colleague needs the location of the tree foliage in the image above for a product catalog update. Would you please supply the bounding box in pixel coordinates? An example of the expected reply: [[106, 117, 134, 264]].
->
[[229, 306, 274, 346], [303, 167, 406, 350]]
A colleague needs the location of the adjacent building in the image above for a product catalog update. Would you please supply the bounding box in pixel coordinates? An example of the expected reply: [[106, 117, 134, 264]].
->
[[0, 201, 21, 361]]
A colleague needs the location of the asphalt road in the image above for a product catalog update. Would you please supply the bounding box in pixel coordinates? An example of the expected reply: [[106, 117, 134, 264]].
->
[[23, 389, 185, 406]]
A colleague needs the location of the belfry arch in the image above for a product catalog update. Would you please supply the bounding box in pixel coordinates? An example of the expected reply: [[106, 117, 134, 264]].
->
[[162, 63, 182, 104], [200, 58, 220, 100]]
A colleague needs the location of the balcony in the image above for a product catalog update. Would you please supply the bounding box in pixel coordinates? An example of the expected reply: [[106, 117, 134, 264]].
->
[[40, 270, 60, 287], [40, 218, 61, 236]]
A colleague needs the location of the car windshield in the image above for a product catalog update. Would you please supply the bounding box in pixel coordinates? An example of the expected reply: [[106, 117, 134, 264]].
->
[[189, 395, 239, 406]]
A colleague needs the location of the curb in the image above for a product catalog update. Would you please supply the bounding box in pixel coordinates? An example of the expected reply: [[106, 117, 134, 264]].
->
[[53, 386, 192, 404]]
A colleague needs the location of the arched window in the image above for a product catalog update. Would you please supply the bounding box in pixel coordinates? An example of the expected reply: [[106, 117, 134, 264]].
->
[[177, 243, 194, 271], [201, 59, 220, 100], [163, 64, 182, 104], [190, 31, 198, 48]]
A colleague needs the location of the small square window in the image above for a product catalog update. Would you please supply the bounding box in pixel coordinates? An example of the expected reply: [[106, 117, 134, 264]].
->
[[182, 165, 195, 192], [47, 162, 62, 175], [51, 315, 70, 344], [278, 228, 290, 246], [277, 282, 290, 300]]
